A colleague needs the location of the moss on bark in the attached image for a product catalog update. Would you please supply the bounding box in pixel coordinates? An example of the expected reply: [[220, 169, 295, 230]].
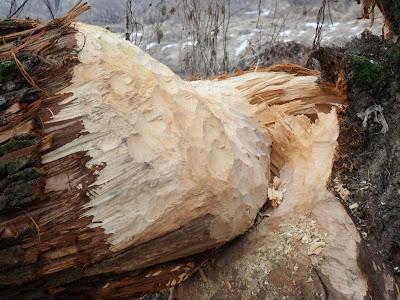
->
[[0, 136, 35, 157], [0, 154, 41, 211], [0, 60, 18, 84]]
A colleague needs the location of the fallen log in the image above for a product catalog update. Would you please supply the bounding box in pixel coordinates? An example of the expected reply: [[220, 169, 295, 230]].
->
[[0, 2, 399, 299]]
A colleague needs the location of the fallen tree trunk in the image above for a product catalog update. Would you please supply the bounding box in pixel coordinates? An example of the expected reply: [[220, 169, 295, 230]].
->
[[0, 2, 399, 299]]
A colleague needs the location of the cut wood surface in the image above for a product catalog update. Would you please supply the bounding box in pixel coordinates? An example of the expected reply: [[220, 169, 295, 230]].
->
[[0, 4, 398, 299], [174, 107, 400, 299]]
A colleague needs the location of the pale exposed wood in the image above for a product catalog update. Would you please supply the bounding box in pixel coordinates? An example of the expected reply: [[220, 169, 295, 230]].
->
[[39, 23, 347, 266], [40, 23, 272, 258], [174, 109, 400, 299]]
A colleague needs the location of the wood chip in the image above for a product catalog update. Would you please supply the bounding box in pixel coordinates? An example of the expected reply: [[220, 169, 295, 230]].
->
[[198, 268, 208, 283], [308, 241, 325, 256]]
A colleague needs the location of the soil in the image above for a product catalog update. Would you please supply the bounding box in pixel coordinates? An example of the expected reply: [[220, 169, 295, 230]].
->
[[237, 41, 312, 71], [325, 31, 400, 275]]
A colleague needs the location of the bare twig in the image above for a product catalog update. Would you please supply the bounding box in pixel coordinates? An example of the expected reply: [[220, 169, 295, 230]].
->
[[270, 0, 295, 44], [125, 0, 144, 45], [11, 49, 43, 92], [222, 0, 231, 73], [256, 0, 262, 46], [42, 0, 56, 20], [23, 209, 41, 243], [7, 0, 30, 18], [312, 0, 338, 50], [180, 0, 232, 77]]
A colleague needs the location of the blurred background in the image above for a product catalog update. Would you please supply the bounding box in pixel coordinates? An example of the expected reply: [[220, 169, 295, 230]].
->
[[0, 0, 384, 77]]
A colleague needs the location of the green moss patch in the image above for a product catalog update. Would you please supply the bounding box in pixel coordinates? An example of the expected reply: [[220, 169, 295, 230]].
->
[[0, 156, 31, 178], [351, 55, 390, 89], [0, 136, 35, 158], [0, 18, 16, 24], [0, 60, 18, 84], [0, 155, 41, 211], [0, 18, 14, 22], [0, 136, 40, 211]]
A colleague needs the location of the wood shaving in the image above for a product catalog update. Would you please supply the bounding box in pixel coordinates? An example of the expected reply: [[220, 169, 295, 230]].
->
[[268, 176, 284, 207], [308, 241, 325, 256]]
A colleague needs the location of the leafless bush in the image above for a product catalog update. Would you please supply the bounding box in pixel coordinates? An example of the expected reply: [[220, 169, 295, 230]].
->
[[6, 0, 63, 19], [122, 0, 299, 77], [266, 0, 296, 45], [7, 0, 30, 18], [124, 0, 170, 46], [180, 0, 231, 77], [4, 0, 340, 77], [312, 0, 338, 49], [125, 0, 144, 45]]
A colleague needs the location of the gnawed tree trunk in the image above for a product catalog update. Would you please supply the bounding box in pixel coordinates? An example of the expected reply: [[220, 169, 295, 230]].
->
[[0, 2, 399, 299], [174, 114, 399, 299]]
